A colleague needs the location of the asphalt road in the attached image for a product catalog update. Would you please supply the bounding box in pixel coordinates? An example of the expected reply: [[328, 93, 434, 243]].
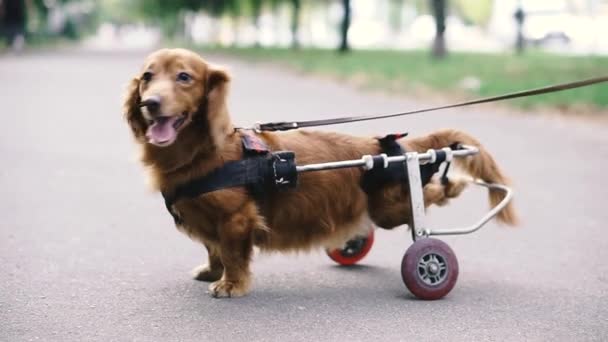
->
[[1, 50, 607, 342]]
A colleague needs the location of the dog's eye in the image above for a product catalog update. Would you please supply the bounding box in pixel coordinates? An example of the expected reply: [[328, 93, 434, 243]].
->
[[142, 72, 153, 82], [177, 72, 192, 83]]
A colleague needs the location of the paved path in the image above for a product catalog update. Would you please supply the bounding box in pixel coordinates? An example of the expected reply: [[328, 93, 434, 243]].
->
[[1, 50, 607, 341]]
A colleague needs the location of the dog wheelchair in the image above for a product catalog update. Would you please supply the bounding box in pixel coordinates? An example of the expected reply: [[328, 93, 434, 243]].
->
[[291, 144, 513, 300], [162, 136, 512, 300]]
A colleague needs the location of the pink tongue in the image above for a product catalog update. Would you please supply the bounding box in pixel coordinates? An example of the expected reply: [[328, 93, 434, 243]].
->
[[146, 117, 179, 144]]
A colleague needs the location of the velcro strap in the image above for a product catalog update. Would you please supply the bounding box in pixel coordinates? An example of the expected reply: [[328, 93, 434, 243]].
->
[[434, 150, 447, 164], [371, 155, 387, 169]]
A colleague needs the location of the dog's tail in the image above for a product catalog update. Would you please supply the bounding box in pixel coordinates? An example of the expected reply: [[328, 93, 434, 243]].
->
[[406, 129, 518, 226]]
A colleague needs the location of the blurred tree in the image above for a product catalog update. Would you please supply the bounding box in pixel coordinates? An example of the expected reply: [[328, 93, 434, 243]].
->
[[414, 0, 429, 13], [225, 0, 242, 18], [128, 0, 192, 38], [203, 0, 226, 17], [514, 4, 525, 54], [454, 0, 492, 27], [125, 0, 273, 46], [31, 0, 51, 31], [1, 0, 26, 46], [389, 0, 404, 33], [339, 0, 351, 53], [251, 0, 262, 46], [202, 0, 229, 44], [430, 0, 447, 58], [6, 0, 89, 43], [268, 0, 301, 49], [290, 0, 300, 48], [224, 0, 242, 46], [269, 0, 281, 46]]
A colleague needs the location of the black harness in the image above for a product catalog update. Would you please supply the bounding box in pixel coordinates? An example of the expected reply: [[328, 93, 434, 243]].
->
[[161, 133, 297, 224], [161, 132, 451, 224]]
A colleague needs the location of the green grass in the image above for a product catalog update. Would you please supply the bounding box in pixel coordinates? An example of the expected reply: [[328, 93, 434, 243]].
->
[[204, 47, 608, 111]]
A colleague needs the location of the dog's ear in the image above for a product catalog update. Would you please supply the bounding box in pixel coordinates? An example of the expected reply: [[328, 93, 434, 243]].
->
[[206, 67, 230, 95], [123, 77, 147, 140], [205, 67, 230, 114], [202, 66, 233, 148]]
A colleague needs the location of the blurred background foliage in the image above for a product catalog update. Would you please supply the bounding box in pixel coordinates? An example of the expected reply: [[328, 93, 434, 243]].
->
[[0, 0, 518, 52], [2, 0, 607, 110]]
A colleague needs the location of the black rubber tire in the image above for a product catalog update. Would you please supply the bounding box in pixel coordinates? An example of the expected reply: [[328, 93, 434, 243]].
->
[[401, 238, 459, 300]]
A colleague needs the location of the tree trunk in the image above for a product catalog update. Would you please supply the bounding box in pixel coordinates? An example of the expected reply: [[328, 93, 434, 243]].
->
[[389, 0, 404, 34], [291, 0, 301, 49], [514, 6, 525, 54], [2, 0, 27, 45], [339, 0, 351, 53], [431, 0, 447, 59], [252, 0, 262, 47]]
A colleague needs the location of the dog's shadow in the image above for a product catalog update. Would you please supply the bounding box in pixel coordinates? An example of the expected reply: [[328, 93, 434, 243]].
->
[[139, 264, 552, 329], [327, 263, 373, 271]]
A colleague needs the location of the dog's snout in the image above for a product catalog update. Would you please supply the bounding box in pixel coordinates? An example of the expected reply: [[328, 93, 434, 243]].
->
[[139, 95, 161, 113]]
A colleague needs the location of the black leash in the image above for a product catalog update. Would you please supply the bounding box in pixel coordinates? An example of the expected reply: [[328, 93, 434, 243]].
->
[[253, 75, 608, 132]]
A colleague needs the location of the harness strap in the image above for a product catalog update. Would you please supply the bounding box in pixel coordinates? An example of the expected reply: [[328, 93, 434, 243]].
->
[[161, 133, 299, 225], [441, 160, 451, 186], [162, 157, 269, 224]]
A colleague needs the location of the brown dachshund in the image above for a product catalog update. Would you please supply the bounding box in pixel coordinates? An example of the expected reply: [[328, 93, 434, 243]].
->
[[123, 48, 517, 298]]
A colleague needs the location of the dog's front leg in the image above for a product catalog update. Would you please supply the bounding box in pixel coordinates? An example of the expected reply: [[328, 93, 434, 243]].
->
[[208, 212, 253, 298], [191, 242, 224, 282]]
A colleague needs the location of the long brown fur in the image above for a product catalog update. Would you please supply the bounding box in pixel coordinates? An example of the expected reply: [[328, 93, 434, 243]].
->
[[123, 49, 517, 298]]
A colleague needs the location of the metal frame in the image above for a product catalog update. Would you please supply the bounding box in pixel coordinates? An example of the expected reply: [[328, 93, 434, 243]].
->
[[404, 152, 427, 241], [296, 145, 480, 173], [428, 180, 512, 236], [295, 145, 513, 241]]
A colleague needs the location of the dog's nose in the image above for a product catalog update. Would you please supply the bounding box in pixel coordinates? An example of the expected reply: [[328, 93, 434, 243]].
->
[[139, 95, 161, 113]]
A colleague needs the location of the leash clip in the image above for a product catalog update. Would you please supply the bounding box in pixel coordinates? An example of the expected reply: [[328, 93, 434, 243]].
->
[[255, 121, 299, 132]]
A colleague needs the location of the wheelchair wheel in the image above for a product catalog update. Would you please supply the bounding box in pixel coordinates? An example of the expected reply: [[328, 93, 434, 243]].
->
[[327, 229, 374, 266], [401, 238, 459, 300]]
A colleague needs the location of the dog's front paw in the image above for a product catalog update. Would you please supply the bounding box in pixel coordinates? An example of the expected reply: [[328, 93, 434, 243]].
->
[[191, 264, 223, 282], [208, 279, 250, 298]]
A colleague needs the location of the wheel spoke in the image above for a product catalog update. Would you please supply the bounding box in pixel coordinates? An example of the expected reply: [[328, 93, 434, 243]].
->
[[417, 252, 448, 286]]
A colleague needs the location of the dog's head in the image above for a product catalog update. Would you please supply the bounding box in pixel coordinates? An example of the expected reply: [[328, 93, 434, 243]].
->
[[123, 48, 230, 147]]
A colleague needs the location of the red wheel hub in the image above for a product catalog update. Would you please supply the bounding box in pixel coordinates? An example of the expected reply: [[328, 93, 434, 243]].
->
[[327, 229, 375, 266]]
